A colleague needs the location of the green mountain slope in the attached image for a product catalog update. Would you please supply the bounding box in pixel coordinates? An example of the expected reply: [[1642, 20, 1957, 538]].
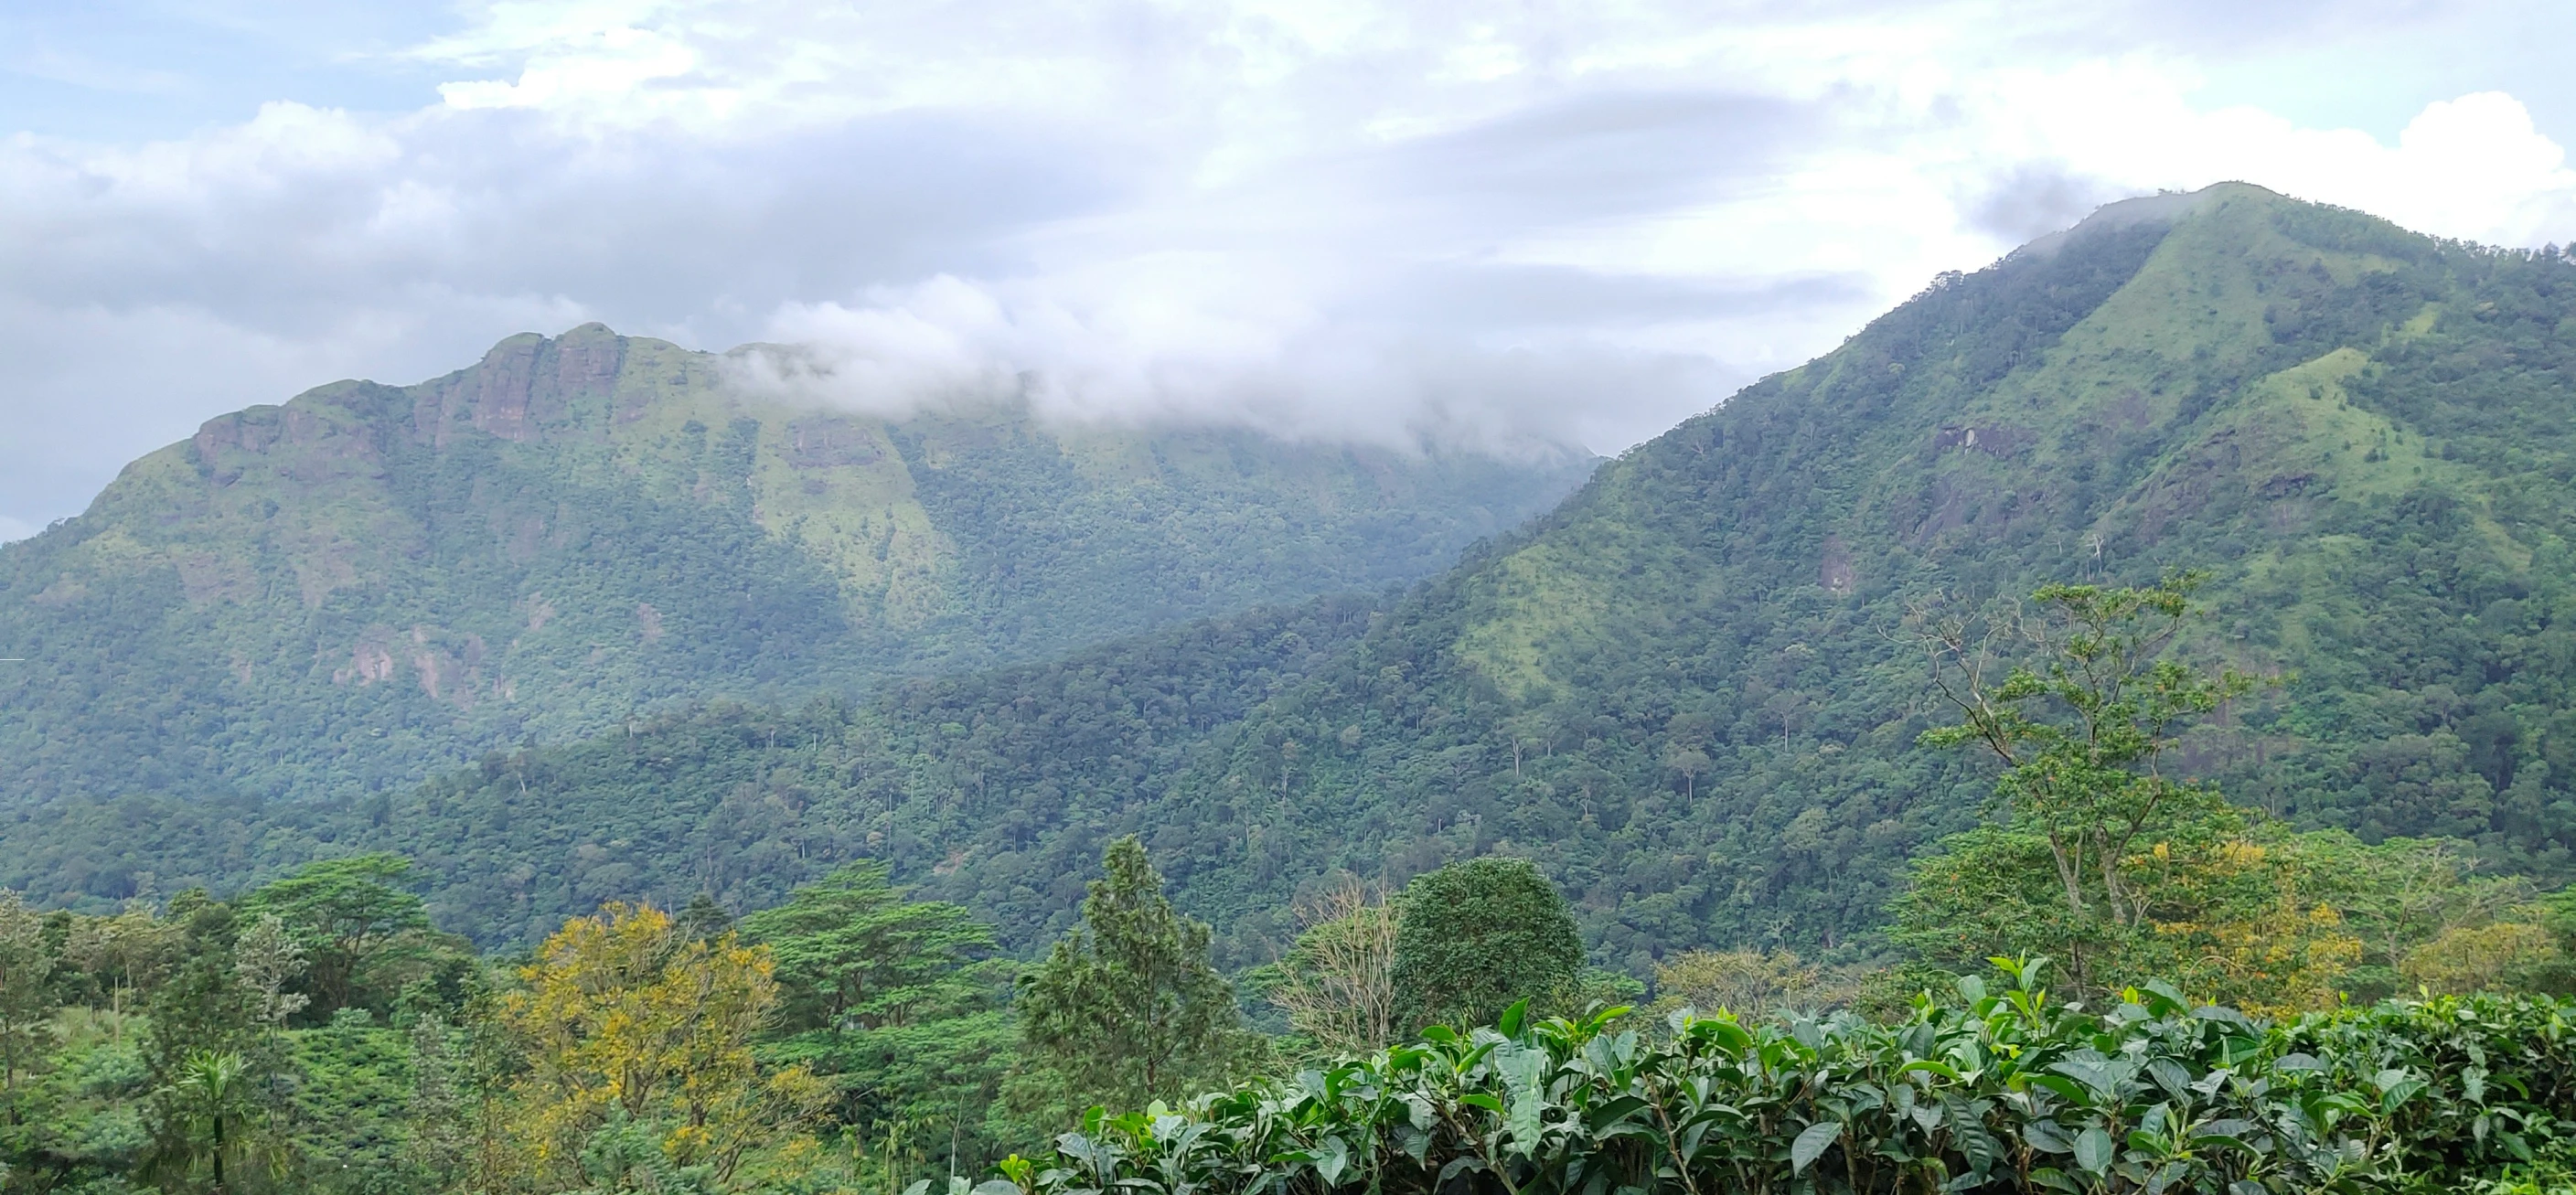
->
[[0, 325, 1594, 806], [16, 184, 2576, 972], [1168, 183, 2576, 966]]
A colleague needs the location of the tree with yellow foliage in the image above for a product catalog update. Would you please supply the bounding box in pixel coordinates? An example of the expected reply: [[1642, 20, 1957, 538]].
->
[[2132, 835, 2363, 1016], [1648, 947, 1860, 1021], [501, 902, 827, 1193]]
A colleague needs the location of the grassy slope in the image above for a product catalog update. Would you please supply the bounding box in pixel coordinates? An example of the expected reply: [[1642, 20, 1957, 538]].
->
[[1191, 185, 2576, 966], [0, 325, 1593, 807]]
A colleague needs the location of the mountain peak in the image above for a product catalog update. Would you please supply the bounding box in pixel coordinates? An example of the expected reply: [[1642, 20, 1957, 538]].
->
[[1, 325, 1597, 808], [2011, 181, 2256, 260]]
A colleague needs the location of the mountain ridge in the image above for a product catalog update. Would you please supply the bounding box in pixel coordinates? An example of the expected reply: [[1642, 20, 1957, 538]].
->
[[12, 184, 2576, 974], [0, 325, 1597, 806]]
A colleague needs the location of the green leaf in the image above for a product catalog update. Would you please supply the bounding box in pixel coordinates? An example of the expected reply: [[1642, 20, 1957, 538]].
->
[[1790, 1121, 1842, 1174], [2380, 1077, 2427, 1114], [2021, 1119, 2073, 1154], [2026, 1074, 2091, 1105], [2072, 1127, 2115, 1175]]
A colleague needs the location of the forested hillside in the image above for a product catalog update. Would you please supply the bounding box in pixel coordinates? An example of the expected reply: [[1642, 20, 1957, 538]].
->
[[0, 327, 1593, 805], [16, 184, 2576, 976]]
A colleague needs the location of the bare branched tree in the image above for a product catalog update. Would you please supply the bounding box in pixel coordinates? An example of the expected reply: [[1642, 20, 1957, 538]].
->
[[1268, 879, 1400, 1054]]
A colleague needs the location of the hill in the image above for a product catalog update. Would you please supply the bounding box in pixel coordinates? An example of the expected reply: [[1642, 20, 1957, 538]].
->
[[0, 327, 1594, 806], [15, 184, 2576, 968]]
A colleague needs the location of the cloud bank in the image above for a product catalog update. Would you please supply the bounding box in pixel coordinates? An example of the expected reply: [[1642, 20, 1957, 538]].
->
[[5, 0, 2576, 533]]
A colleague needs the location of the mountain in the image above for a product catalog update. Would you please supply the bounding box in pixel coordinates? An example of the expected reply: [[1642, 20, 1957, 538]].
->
[[0, 325, 1596, 806], [15, 183, 2576, 969]]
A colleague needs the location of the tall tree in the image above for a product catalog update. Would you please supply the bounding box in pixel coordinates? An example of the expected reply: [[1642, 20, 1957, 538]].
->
[[1917, 572, 2254, 992], [739, 861, 998, 1033], [230, 913, 310, 1031], [238, 854, 430, 1018], [0, 893, 57, 1094], [740, 862, 1014, 1174], [1015, 837, 1245, 1114], [1390, 856, 1583, 1032], [142, 894, 288, 1194], [165, 1051, 259, 1194]]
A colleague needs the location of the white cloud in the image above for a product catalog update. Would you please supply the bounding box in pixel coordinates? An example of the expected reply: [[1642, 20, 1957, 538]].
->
[[4, 0, 2576, 533]]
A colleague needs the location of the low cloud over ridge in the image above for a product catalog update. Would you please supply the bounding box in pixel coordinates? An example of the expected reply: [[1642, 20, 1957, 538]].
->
[[6, 0, 2576, 535]]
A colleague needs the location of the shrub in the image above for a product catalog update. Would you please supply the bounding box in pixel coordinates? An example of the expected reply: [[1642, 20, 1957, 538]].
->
[[1017, 960, 2574, 1195]]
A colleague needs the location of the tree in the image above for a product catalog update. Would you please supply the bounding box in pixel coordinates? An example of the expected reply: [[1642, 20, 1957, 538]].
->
[[238, 854, 430, 1018], [1916, 572, 2256, 993], [2291, 834, 2538, 1000], [164, 1051, 262, 1194], [1266, 879, 1399, 1054], [1015, 837, 1245, 1114], [2399, 921, 2562, 996], [407, 1011, 472, 1190], [0, 892, 57, 1093], [677, 892, 734, 944], [738, 861, 999, 1034], [504, 902, 826, 1191], [1390, 856, 1583, 1031], [230, 913, 310, 1030], [62, 900, 182, 1026], [143, 893, 291, 1191], [739, 862, 1015, 1175], [1648, 948, 1854, 1021]]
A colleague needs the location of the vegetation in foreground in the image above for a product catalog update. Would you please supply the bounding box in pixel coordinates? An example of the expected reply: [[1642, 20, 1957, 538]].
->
[[5, 572, 2573, 1193], [5, 838, 2568, 1195], [1025, 968, 2576, 1195]]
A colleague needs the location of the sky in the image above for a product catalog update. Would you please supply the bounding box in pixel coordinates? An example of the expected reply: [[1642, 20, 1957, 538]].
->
[[6, 1, 2576, 541]]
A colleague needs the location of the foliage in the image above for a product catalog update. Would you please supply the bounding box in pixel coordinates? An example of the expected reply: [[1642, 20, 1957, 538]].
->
[[501, 901, 828, 1190], [230, 914, 311, 1030], [237, 855, 435, 1022], [1917, 572, 2256, 989], [741, 862, 1002, 1037], [0, 861, 1010, 1194], [1015, 838, 1251, 1118], [739, 862, 1021, 1175], [1019, 962, 2576, 1195], [1390, 857, 1584, 1033], [0, 326, 1593, 814], [2400, 921, 2567, 998], [1892, 813, 2370, 1016], [1648, 947, 1859, 1021]]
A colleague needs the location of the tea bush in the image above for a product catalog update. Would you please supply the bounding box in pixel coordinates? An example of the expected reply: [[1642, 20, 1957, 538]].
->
[[1014, 961, 2574, 1195]]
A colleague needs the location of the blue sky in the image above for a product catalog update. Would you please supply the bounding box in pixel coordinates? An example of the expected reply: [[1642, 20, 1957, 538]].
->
[[5, 0, 2576, 540]]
